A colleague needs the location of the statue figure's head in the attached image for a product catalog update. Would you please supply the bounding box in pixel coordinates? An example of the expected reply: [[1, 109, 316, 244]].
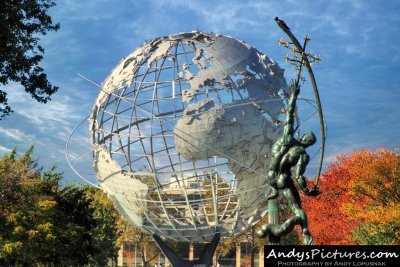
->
[[300, 131, 316, 147]]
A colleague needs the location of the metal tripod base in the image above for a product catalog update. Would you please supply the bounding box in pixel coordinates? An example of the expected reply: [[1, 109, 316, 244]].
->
[[153, 234, 220, 267]]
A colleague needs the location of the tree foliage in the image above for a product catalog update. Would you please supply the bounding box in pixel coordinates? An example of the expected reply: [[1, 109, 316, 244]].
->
[[0, 146, 39, 215], [342, 149, 400, 245], [301, 148, 400, 245], [84, 187, 121, 265], [0, 0, 60, 118], [0, 148, 120, 266], [299, 160, 359, 245]]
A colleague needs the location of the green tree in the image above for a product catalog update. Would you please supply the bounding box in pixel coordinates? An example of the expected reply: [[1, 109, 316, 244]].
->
[[84, 186, 120, 266], [0, 146, 37, 215], [0, 148, 73, 265], [0, 0, 60, 118], [0, 148, 120, 266]]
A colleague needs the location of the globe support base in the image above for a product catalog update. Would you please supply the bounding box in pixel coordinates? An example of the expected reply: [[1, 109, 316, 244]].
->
[[153, 234, 220, 267]]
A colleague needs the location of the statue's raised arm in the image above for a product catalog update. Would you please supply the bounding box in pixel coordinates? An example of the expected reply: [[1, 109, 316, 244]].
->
[[265, 81, 301, 197], [283, 81, 300, 137]]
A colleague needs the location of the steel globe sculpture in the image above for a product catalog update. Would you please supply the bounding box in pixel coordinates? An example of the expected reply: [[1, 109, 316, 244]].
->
[[88, 31, 291, 243]]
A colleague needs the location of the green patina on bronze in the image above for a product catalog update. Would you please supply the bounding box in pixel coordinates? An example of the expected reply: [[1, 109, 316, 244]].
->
[[257, 18, 324, 245]]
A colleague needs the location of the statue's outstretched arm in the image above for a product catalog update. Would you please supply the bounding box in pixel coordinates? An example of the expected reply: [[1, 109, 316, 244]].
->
[[295, 154, 320, 196], [295, 154, 311, 194], [284, 81, 300, 136]]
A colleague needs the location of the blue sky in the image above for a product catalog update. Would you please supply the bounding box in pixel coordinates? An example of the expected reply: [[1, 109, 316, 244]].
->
[[1, 0, 399, 185]]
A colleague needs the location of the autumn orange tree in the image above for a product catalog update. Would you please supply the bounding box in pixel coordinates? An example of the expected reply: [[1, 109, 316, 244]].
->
[[301, 148, 400, 245], [342, 149, 400, 244]]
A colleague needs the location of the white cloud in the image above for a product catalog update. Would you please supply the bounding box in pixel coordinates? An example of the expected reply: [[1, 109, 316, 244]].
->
[[19, 100, 73, 125], [0, 126, 26, 142], [0, 145, 13, 154], [3, 83, 89, 131], [153, 0, 272, 33]]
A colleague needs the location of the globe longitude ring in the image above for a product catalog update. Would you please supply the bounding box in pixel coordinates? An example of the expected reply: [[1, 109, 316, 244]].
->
[[66, 31, 317, 243]]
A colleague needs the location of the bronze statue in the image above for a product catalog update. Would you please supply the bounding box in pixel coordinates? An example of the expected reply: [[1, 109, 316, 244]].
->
[[258, 81, 320, 245], [257, 17, 325, 246]]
